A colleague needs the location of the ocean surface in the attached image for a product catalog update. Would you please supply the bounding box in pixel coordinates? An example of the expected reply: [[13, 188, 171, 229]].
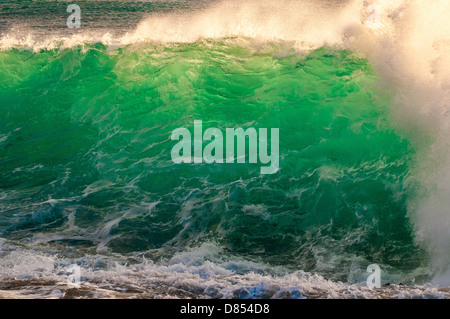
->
[[1, 0, 450, 298]]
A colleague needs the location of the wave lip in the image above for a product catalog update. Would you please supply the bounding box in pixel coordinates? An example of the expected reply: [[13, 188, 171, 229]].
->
[[1, 0, 362, 51]]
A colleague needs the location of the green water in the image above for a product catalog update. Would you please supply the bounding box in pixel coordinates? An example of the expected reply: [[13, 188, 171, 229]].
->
[[0, 41, 424, 281]]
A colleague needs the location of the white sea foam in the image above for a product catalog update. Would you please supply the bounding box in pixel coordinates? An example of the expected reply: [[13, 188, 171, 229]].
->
[[0, 241, 446, 299]]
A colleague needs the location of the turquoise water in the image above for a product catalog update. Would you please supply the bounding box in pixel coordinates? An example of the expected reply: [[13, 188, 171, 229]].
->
[[6, 1, 450, 297], [0, 40, 425, 282]]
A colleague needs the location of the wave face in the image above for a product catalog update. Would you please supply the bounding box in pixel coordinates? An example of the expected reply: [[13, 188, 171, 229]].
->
[[0, 0, 450, 295]]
